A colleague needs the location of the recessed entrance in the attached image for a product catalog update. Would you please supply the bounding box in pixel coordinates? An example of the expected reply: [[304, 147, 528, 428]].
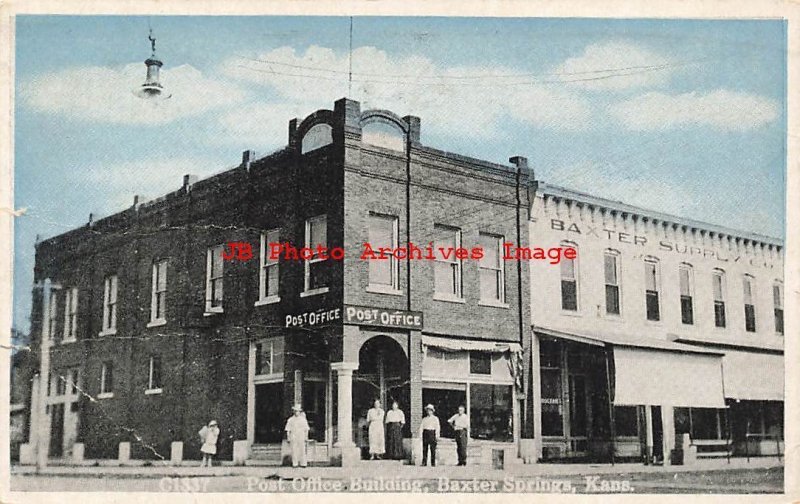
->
[[254, 382, 284, 444]]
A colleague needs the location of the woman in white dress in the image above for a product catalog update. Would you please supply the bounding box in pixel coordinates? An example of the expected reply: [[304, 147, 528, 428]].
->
[[198, 420, 220, 467], [366, 399, 385, 460]]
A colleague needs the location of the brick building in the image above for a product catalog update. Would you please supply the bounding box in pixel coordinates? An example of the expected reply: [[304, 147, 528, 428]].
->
[[25, 98, 532, 466], [22, 96, 783, 467]]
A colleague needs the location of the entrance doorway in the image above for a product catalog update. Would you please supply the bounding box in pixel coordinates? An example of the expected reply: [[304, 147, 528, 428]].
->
[[354, 336, 409, 452], [254, 382, 284, 444], [48, 403, 65, 457]]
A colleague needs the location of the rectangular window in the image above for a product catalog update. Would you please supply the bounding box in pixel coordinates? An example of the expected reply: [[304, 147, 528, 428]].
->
[[206, 245, 224, 312], [713, 271, 726, 328], [469, 384, 512, 442], [66, 367, 79, 395], [102, 275, 118, 332], [259, 229, 281, 302], [147, 355, 162, 391], [367, 214, 399, 290], [743, 276, 756, 333], [63, 288, 78, 341], [604, 252, 620, 315], [560, 251, 577, 311], [479, 233, 505, 303], [47, 291, 59, 340], [304, 216, 329, 293], [614, 406, 639, 437], [100, 361, 114, 396], [255, 338, 285, 376], [469, 351, 492, 375], [679, 265, 694, 325], [774, 283, 784, 335], [433, 225, 462, 299], [150, 260, 167, 323], [55, 372, 67, 396]]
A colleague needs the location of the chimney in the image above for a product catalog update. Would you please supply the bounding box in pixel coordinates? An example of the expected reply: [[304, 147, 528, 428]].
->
[[88, 213, 95, 227], [509, 156, 534, 180], [182, 174, 199, 192], [403, 115, 421, 145], [241, 150, 258, 172]]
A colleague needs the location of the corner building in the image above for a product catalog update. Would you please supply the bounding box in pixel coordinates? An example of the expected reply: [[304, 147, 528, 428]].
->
[[28, 98, 532, 466]]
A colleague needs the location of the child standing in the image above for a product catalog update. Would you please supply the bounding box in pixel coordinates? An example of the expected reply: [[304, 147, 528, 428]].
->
[[198, 420, 220, 467]]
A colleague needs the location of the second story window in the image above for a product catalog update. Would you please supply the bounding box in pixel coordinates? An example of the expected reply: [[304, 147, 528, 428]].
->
[[47, 290, 59, 340], [205, 245, 224, 312], [99, 361, 114, 398], [604, 251, 620, 315], [368, 214, 399, 292], [679, 264, 694, 325], [150, 260, 167, 324], [712, 270, 727, 328], [63, 287, 78, 342], [259, 229, 281, 303], [479, 233, 505, 304], [644, 259, 660, 321], [773, 282, 784, 335], [433, 225, 462, 300], [304, 215, 329, 294], [146, 355, 162, 393], [743, 275, 756, 333], [560, 244, 578, 311], [102, 275, 118, 334]]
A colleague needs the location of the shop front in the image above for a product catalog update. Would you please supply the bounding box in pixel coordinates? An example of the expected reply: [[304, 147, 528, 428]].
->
[[420, 335, 522, 466], [533, 326, 727, 465]]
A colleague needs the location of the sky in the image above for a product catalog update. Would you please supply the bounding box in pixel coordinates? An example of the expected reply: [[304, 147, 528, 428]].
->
[[12, 15, 787, 332]]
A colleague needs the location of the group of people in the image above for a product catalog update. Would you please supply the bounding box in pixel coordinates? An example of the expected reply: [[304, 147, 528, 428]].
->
[[366, 400, 470, 467], [196, 400, 471, 468]]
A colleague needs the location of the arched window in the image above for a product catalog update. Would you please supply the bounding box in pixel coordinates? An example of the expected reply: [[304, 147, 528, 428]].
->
[[362, 120, 405, 152], [560, 241, 578, 311], [743, 274, 756, 333], [643, 256, 660, 321], [773, 281, 784, 335], [712, 269, 726, 328], [679, 263, 694, 325], [301, 123, 333, 154], [603, 249, 621, 316]]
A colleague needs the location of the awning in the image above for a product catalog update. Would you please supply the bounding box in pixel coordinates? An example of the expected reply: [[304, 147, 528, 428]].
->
[[721, 349, 784, 401], [613, 347, 726, 408], [535, 326, 726, 408], [422, 335, 522, 353]]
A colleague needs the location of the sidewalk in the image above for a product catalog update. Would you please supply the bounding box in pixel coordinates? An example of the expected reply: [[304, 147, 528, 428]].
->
[[11, 456, 783, 480]]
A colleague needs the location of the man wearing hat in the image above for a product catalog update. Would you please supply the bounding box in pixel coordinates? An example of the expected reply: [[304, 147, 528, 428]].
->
[[418, 404, 440, 466], [285, 404, 310, 468]]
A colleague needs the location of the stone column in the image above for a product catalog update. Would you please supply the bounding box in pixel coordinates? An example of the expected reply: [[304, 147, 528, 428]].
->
[[409, 330, 423, 464], [661, 404, 675, 466], [331, 362, 359, 466], [246, 342, 256, 445]]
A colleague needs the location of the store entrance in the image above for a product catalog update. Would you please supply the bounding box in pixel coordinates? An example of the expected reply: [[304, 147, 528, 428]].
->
[[354, 336, 410, 451], [254, 382, 284, 444]]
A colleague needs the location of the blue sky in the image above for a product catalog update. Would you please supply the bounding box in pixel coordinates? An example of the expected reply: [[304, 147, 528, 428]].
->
[[13, 16, 787, 332]]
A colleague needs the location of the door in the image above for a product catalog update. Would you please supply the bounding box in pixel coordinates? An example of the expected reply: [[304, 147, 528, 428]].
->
[[651, 405, 664, 463], [254, 383, 284, 444], [48, 403, 65, 457]]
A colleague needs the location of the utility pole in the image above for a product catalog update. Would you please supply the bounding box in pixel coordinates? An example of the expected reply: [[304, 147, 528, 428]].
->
[[35, 278, 52, 470]]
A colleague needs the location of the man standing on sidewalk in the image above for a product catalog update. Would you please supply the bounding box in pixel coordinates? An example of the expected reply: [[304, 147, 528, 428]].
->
[[419, 404, 440, 467], [448, 405, 470, 466]]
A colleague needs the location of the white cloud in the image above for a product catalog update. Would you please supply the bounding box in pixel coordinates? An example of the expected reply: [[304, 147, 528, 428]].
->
[[552, 41, 674, 91], [81, 157, 227, 214], [610, 90, 779, 131], [21, 63, 246, 124], [221, 45, 592, 139]]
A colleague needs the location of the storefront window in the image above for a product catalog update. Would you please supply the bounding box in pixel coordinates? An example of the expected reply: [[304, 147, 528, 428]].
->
[[541, 368, 563, 436], [469, 351, 491, 375], [470, 384, 512, 442], [614, 406, 639, 437]]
